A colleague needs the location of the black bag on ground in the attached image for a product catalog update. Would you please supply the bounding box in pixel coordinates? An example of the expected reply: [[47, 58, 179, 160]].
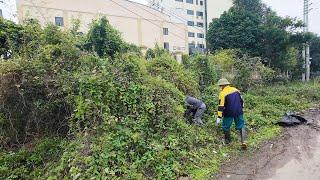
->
[[276, 112, 307, 126]]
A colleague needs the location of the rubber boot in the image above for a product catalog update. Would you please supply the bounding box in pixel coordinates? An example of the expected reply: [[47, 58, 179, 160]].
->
[[224, 131, 231, 145], [239, 128, 247, 150]]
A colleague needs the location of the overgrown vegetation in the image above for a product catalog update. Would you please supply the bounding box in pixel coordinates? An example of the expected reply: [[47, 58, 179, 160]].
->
[[207, 0, 315, 79], [310, 34, 320, 77], [0, 9, 319, 180]]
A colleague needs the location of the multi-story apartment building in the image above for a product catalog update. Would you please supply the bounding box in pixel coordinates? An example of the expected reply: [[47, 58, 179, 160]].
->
[[149, 0, 232, 54], [149, 0, 206, 54], [0, 0, 18, 22], [17, 0, 189, 60]]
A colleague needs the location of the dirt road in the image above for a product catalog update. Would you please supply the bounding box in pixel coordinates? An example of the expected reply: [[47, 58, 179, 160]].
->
[[215, 108, 320, 180]]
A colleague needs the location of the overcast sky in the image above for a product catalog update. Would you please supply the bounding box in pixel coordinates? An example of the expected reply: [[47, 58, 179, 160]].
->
[[130, 0, 320, 35]]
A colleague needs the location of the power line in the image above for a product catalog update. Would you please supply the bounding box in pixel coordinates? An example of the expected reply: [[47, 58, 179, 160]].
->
[[149, 1, 206, 47], [152, 2, 205, 33], [138, 2, 205, 47], [109, 0, 188, 44], [134, 2, 190, 38], [154, 3, 206, 45]]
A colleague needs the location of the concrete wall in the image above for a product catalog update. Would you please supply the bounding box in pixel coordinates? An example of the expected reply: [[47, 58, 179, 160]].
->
[[17, 0, 188, 54]]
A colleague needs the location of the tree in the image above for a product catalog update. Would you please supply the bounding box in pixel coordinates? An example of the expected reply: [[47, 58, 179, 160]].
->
[[310, 34, 320, 76], [233, 0, 265, 14], [83, 16, 124, 58], [209, 49, 237, 74], [145, 48, 155, 60], [207, 0, 304, 73], [281, 47, 299, 77], [207, 8, 261, 56], [189, 55, 218, 91], [19, 19, 44, 59], [0, 18, 23, 59]]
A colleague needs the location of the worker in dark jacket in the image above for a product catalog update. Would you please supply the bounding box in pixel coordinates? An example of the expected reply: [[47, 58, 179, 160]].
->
[[185, 96, 206, 125], [216, 78, 247, 149]]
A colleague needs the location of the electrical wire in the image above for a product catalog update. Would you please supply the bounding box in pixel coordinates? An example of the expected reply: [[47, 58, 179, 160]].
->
[[109, 0, 188, 43], [151, 2, 206, 46], [153, 2, 205, 32]]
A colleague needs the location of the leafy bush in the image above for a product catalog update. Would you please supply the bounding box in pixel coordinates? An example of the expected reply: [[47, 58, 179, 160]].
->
[[147, 54, 200, 97], [145, 48, 155, 60], [83, 16, 124, 58], [0, 20, 82, 146], [184, 55, 219, 92], [233, 55, 282, 91], [200, 85, 220, 121], [208, 49, 238, 80], [0, 18, 23, 59], [0, 58, 71, 146], [0, 138, 66, 179]]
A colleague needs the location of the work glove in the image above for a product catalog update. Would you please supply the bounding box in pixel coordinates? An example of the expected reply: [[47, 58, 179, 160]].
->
[[216, 118, 222, 126]]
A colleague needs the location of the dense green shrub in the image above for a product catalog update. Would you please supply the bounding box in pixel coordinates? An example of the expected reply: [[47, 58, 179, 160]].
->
[[0, 18, 23, 59], [147, 54, 200, 97], [200, 85, 220, 121], [145, 48, 155, 60], [0, 138, 67, 179], [83, 16, 124, 58], [233, 55, 284, 91], [185, 55, 219, 92], [0, 21, 82, 146], [0, 58, 71, 146]]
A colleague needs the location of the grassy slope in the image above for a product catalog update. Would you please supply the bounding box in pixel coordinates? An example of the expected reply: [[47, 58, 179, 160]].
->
[[0, 82, 319, 179]]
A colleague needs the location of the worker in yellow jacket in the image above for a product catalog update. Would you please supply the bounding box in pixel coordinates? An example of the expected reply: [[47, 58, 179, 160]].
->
[[216, 78, 247, 149]]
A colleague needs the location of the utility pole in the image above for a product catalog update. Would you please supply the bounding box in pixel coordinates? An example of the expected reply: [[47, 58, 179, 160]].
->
[[303, 0, 312, 82], [204, 0, 208, 54]]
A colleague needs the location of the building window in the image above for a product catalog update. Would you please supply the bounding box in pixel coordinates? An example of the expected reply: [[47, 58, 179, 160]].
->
[[175, 0, 183, 2], [196, 11, 204, 17], [55, 17, 64, 26], [187, 10, 194, 15], [188, 32, 195, 37], [189, 43, 195, 48], [200, 1, 204, 5], [163, 28, 169, 35], [197, 33, 204, 38], [0, 9, 2, 18], [196, 0, 199, 5], [198, 44, 204, 49], [186, 0, 193, 4], [197, 22, 204, 27], [187, 21, 194, 26], [164, 42, 170, 50]]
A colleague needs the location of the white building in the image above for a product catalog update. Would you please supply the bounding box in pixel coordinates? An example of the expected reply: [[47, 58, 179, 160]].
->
[[149, 0, 232, 54], [149, 0, 206, 54], [0, 0, 18, 22], [17, 0, 189, 60]]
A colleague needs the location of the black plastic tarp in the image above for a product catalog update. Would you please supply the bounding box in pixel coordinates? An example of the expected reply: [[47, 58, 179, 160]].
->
[[276, 112, 307, 126]]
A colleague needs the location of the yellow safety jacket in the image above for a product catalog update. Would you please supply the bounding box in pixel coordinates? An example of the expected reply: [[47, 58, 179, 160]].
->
[[218, 86, 244, 118]]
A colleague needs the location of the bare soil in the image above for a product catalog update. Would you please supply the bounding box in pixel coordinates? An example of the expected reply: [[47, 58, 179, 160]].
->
[[215, 108, 320, 180]]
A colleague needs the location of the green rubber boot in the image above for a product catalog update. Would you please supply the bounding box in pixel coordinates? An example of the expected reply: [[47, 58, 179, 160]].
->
[[239, 128, 247, 150], [224, 131, 231, 145]]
